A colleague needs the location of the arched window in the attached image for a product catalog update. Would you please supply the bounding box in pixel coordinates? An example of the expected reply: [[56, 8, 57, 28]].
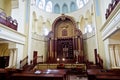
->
[[46, 1, 52, 12], [62, 4, 68, 13], [43, 28, 49, 36], [87, 24, 92, 32], [84, 0, 89, 4], [36, 0, 39, 5], [76, 0, 84, 8], [70, 2, 76, 12], [31, 0, 36, 5], [84, 27, 87, 33], [38, 0, 45, 10], [84, 24, 92, 33], [54, 4, 60, 14]]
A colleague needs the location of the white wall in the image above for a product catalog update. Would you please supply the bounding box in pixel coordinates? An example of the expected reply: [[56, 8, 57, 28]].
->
[[0, 24, 25, 44], [16, 43, 24, 68], [103, 39, 110, 69], [99, 0, 112, 25], [31, 34, 47, 62], [109, 38, 120, 44], [11, 0, 26, 34], [83, 32, 96, 63], [103, 38, 120, 69]]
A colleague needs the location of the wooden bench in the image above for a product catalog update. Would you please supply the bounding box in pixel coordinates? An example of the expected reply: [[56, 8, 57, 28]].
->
[[11, 69, 67, 80], [0, 68, 7, 80], [34, 63, 86, 70], [96, 75, 120, 80], [87, 69, 120, 80]]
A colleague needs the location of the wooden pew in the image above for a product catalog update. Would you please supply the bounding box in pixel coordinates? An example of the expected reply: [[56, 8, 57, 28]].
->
[[10, 69, 67, 80], [0, 68, 7, 80], [87, 69, 100, 80], [96, 75, 120, 80], [87, 69, 120, 80], [96, 69, 120, 80]]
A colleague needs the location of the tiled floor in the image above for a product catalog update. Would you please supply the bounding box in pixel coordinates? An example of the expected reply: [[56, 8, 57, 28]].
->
[[69, 75, 88, 80]]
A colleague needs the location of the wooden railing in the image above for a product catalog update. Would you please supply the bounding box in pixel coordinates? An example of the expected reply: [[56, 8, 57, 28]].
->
[[105, 0, 120, 19], [20, 56, 28, 68], [32, 56, 43, 66], [94, 49, 103, 68], [0, 12, 18, 30], [97, 54, 103, 68]]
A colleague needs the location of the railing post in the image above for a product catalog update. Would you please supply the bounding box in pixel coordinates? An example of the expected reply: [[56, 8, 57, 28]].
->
[[94, 49, 98, 65]]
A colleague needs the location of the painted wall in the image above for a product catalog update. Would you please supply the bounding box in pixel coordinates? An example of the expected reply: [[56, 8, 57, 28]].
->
[[0, 0, 4, 11], [16, 44, 24, 68], [109, 38, 120, 44], [83, 33, 96, 63], [99, 0, 111, 26], [4, 0, 11, 16], [92, 0, 107, 68], [31, 34, 47, 62], [11, 0, 28, 65], [0, 0, 11, 15], [11, 0, 26, 34], [0, 43, 9, 56]]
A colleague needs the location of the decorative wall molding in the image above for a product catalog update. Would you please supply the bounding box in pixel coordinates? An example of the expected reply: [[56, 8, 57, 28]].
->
[[32, 33, 47, 42], [0, 24, 25, 44]]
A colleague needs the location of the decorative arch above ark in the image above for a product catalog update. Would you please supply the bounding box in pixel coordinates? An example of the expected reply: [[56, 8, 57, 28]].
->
[[47, 14, 84, 63]]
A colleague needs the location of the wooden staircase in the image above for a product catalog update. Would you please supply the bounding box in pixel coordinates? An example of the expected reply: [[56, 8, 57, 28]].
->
[[86, 49, 103, 69]]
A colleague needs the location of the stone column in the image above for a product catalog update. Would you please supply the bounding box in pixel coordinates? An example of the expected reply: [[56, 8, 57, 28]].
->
[[8, 49, 14, 67], [76, 36, 78, 50], [78, 37, 81, 52], [13, 48, 17, 67], [34, 18, 38, 33], [47, 39, 50, 60], [51, 38, 54, 61], [54, 38, 57, 59], [49, 38, 53, 62], [73, 37, 76, 50], [50, 39, 52, 58]]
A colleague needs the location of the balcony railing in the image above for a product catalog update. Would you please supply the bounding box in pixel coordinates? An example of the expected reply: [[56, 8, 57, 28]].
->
[[105, 0, 120, 19], [0, 12, 18, 30]]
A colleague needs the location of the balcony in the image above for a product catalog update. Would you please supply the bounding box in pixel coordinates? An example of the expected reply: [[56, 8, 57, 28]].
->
[[0, 11, 25, 44], [101, 2, 120, 40], [0, 12, 18, 30], [105, 0, 120, 19]]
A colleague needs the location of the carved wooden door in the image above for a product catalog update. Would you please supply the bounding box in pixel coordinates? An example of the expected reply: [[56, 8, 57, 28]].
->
[[57, 38, 73, 59]]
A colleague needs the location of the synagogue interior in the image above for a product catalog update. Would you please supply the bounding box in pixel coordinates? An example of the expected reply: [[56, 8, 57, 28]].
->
[[0, 0, 120, 80]]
